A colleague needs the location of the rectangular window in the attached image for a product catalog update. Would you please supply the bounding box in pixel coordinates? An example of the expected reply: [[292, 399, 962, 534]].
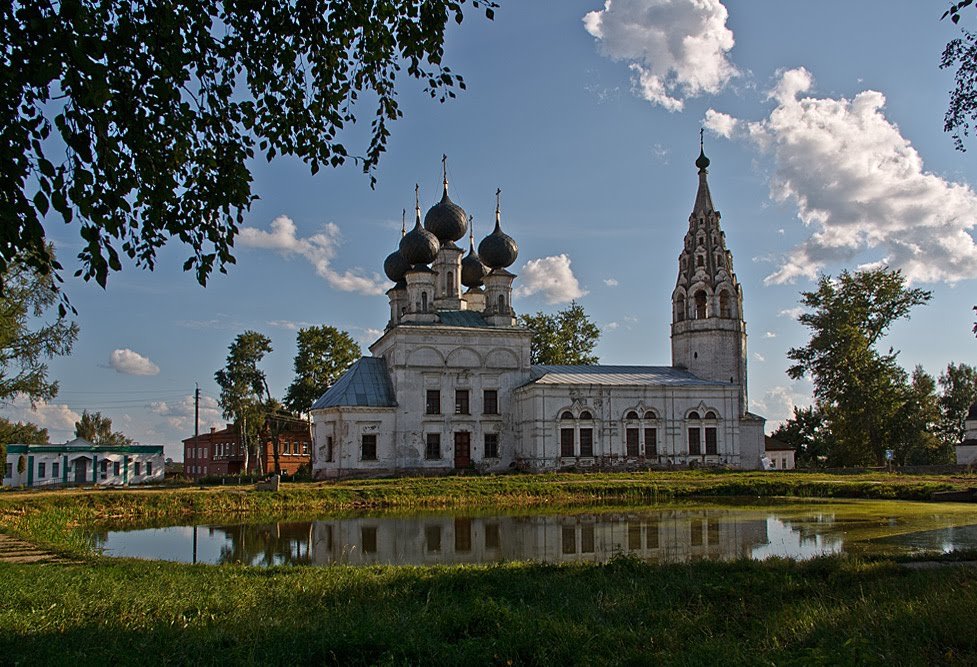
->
[[647, 522, 659, 549], [455, 389, 470, 415], [454, 519, 472, 552], [425, 525, 442, 553], [38, 462, 46, 478], [426, 389, 441, 415], [644, 428, 657, 457], [691, 520, 703, 546], [135, 462, 142, 476], [484, 433, 499, 458], [361, 526, 377, 554], [425, 433, 441, 460], [100, 460, 108, 480], [770, 459, 777, 468], [560, 428, 575, 457], [485, 523, 500, 550], [113, 461, 120, 476], [626, 428, 640, 457], [483, 389, 498, 415], [705, 427, 718, 455], [579, 428, 594, 457], [688, 428, 701, 455], [581, 524, 595, 553], [708, 520, 719, 547], [302, 442, 309, 456], [361, 434, 377, 461], [5, 463, 11, 478], [146, 462, 153, 476], [628, 523, 642, 550], [562, 526, 576, 554], [52, 462, 59, 479], [326, 436, 334, 462]]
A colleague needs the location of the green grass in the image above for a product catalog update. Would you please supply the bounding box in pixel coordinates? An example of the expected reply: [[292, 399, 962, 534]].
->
[[1, 554, 975, 665]]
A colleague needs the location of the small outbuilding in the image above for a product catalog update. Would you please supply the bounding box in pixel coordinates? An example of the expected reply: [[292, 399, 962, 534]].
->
[[2, 438, 164, 488], [956, 403, 977, 466], [764, 436, 795, 470]]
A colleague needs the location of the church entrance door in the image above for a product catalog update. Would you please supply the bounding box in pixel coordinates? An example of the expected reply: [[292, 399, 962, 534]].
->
[[453, 432, 471, 469]]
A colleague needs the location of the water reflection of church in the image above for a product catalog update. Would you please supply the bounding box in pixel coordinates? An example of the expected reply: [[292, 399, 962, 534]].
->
[[190, 512, 771, 567]]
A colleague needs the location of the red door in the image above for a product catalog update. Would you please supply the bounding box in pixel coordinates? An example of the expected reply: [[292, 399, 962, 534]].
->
[[454, 432, 471, 469]]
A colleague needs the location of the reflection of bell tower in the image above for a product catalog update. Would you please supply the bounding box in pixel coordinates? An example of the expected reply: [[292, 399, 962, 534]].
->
[[671, 134, 748, 414]]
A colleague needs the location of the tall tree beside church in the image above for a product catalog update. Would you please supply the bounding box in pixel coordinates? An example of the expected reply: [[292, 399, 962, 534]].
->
[[2, 0, 496, 297], [74, 410, 132, 445], [284, 326, 362, 414], [215, 331, 273, 474], [937, 362, 977, 447], [787, 268, 931, 466], [0, 252, 78, 403], [890, 367, 945, 465], [519, 302, 601, 366]]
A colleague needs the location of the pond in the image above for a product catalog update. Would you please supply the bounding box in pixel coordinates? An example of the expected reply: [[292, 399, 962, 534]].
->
[[92, 499, 977, 567]]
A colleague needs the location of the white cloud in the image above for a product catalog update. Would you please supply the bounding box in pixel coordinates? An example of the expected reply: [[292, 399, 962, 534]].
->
[[751, 384, 812, 430], [240, 216, 386, 295], [583, 0, 738, 111], [778, 307, 804, 319], [0, 394, 81, 437], [109, 349, 160, 376], [606, 321, 621, 331], [150, 395, 222, 434], [753, 352, 765, 362], [514, 255, 588, 304], [764, 331, 777, 338], [267, 320, 313, 331], [709, 68, 977, 285], [703, 109, 738, 138], [603, 278, 619, 287]]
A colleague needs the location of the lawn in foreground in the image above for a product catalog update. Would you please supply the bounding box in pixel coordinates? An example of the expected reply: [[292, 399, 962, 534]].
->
[[1, 554, 975, 665]]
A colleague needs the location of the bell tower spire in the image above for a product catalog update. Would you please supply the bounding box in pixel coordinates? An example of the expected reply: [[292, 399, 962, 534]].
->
[[671, 139, 749, 414]]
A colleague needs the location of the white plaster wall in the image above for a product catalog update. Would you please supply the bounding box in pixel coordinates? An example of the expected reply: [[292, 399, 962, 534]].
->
[[956, 444, 977, 466], [3, 451, 165, 488]]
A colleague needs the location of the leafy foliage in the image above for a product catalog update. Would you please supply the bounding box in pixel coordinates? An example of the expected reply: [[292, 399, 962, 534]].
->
[[0, 254, 78, 403], [937, 362, 977, 446], [74, 410, 133, 445], [768, 406, 833, 467], [215, 331, 273, 472], [284, 325, 361, 414], [518, 302, 601, 366], [0, 417, 49, 462], [787, 269, 931, 466], [2, 0, 496, 293]]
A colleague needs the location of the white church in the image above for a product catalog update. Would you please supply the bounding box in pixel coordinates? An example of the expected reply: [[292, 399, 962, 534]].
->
[[310, 148, 766, 478]]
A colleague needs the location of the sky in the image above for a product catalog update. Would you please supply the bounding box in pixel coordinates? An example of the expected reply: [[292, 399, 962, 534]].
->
[[5, 0, 977, 460]]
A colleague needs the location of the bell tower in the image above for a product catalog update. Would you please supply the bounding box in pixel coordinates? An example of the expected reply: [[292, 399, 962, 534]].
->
[[670, 136, 748, 414]]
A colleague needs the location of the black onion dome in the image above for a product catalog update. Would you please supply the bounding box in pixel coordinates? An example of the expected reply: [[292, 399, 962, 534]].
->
[[383, 249, 410, 283], [424, 185, 468, 242], [461, 238, 487, 288], [478, 218, 518, 269], [695, 147, 710, 171], [399, 216, 440, 265]]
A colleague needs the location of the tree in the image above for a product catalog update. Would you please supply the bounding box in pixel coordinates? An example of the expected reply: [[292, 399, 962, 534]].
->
[[891, 366, 945, 465], [787, 268, 931, 466], [768, 406, 832, 468], [0, 255, 78, 403], [215, 331, 273, 474], [2, 1, 496, 294], [284, 326, 362, 414], [0, 417, 49, 464], [74, 410, 133, 445], [518, 302, 601, 366], [937, 362, 977, 447]]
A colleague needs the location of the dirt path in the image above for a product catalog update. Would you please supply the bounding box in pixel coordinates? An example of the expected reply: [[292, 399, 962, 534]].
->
[[0, 533, 76, 564]]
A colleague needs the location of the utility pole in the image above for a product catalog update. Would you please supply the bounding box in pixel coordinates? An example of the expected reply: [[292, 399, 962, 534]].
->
[[194, 383, 200, 480]]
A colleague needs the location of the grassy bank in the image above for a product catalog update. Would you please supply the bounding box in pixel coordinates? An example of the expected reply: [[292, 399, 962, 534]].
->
[[1, 470, 974, 557], [1, 554, 975, 665]]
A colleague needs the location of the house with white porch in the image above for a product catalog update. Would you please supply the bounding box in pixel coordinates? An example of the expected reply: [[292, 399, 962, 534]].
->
[[3, 438, 165, 488]]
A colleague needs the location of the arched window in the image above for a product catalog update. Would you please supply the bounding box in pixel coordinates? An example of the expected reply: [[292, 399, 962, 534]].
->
[[696, 255, 704, 267], [421, 291, 428, 312], [446, 271, 453, 294], [694, 290, 707, 319], [675, 294, 686, 322], [688, 411, 701, 420], [560, 411, 574, 420], [719, 291, 732, 318], [625, 410, 639, 420], [644, 410, 657, 420], [697, 234, 705, 247], [579, 411, 593, 420], [705, 411, 718, 420], [498, 294, 505, 312]]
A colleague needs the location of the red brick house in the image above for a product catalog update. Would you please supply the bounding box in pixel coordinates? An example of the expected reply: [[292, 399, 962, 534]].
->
[[182, 422, 312, 479]]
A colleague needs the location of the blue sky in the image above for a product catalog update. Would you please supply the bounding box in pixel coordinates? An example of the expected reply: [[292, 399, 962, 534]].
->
[[6, 1, 977, 459]]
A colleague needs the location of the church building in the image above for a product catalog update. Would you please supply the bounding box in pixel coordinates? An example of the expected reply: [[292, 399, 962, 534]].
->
[[310, 148, 765, 478]]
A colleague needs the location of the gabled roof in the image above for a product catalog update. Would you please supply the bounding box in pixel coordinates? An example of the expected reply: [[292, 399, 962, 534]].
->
[[765, 436, 794, 452], [522, 365, 728, 388], [311, 357, 397, 409]]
